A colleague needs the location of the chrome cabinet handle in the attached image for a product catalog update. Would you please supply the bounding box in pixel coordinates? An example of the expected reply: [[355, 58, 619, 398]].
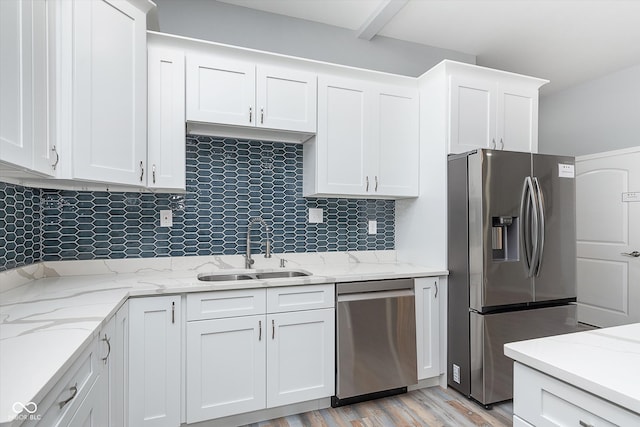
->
[[375, 176, 378, 192], [434, 281, 438, 298], [259, 320, 262, 341], [272, 319, 275, 339], [365, 176, 369, 192], [260, 107, 264, 124], [139, 161, 144, 182], [579, 421, 594, 427], [171, 301, 175, 324], [249, 106, 253, 123], [59, 383, 78, 409], [101, 334, 111, 364], [499, 138, 504, 150], [51, 145, 59, 170], [152, 164, 156, 184], [622, 251, 640, 257], [491, 138, 496, 149]]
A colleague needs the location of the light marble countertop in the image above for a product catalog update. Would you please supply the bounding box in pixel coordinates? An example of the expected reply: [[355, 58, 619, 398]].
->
[[0, 251, 447, 425], [504, 323, 640, 415]]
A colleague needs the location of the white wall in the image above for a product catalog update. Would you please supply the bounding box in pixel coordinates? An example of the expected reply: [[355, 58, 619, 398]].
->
[[154, 0, 475, 77], [539, 63, 640, 157]]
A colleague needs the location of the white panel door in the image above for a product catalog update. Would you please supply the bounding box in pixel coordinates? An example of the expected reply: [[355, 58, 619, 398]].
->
[[317, 76, 370, 195], [415, 278, 440, 379], [266, 309, 335, 408], [67, 373, 109, 427], [72, 0, 147, 185], [129, 296, 181, 427], [256, 66, 316, 133], [496, 81, 538, 153], [375, 86, 419, 198], [186, 55, 255, 126], [186, 315, 266, 423], [0, 0, 33, 170], [449, 74, 495, 154], [576, 148, 640, 327], [147, 47, 185, 190]]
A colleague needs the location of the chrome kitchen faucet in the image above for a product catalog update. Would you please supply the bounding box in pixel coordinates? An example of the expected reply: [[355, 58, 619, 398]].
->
[[245, 217, 272, 268]]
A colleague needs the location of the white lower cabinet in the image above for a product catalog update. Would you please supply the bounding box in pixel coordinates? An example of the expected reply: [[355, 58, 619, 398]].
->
[[186, 315, 267, 423], [66, 373, 108, 427], [266, 309, 335, 408], [185, 285, 335, 424], [513, 362, 640, 426], [128, 296, 181, 427], [415, 277, 440, 380]]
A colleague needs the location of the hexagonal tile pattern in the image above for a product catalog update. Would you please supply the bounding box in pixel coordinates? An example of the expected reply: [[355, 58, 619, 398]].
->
[[1, 136, 395, 271]]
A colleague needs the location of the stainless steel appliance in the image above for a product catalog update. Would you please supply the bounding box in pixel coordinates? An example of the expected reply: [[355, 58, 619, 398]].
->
[[448, 149, 578, 407], [333, 278, 417, 407]]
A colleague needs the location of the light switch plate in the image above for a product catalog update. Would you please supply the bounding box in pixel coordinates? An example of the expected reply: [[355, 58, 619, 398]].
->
[[309, 208, 323, 223], [368, 220, 377, 234], [160, 210, 173, 227]]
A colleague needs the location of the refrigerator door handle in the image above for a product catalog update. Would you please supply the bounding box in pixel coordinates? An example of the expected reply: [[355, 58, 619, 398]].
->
[[519, 176, 538, 277], [532, 177, 545, 276]]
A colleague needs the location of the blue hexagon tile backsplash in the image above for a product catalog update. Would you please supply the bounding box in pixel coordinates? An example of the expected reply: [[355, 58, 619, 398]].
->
[[1, 137, 395, 271]]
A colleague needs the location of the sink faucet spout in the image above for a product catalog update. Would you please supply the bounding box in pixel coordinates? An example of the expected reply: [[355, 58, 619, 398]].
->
[[245, 217, 272, 269]]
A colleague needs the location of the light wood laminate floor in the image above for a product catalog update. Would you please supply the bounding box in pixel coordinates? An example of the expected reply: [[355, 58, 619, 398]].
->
[[244, 387, 512, 427]]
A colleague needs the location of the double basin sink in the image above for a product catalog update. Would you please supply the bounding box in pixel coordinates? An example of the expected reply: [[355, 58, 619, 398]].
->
[[198, 270, 310, 282]]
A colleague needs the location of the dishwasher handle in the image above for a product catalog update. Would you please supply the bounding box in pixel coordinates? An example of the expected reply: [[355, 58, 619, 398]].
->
[[337, 289, 414, 302]]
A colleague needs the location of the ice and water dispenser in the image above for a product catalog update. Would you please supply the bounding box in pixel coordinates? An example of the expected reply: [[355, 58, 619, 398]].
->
[[491, 216, 519, 261]]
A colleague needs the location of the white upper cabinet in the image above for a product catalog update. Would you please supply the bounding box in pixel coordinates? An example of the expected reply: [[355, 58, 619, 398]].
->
[[256, 66, 317, 133], [186, 56, 316, 138], [147, 47, 186, 191], [71, 0, 147, 185], [186, 55, 256, 126], [304, 75, 418, 199], [447, 62, 547, 154], [0, 0, 56, 177]]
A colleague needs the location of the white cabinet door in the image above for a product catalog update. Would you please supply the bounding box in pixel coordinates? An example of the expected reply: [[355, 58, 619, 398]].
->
[[186, 55, 255, 126], [374, 86, 419, 197], [0, 0, 55, 177], [129, 296, 181, 427], [186, 315, 266, 423], [449, 74, 496, 154], [496, 81, 539, 153], [147, 47, 186, 190], [266, 309, 335, 408], [256, 66, 317, 133], [316, 76, 370, 195], [72, 0, 147, 185], [415, 277, 440, 380], [0, 0, 33, 170], [110, 301, 128, 427], [66, 372, 109, 427]]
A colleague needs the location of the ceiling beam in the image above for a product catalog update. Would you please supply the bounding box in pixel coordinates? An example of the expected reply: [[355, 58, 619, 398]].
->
[[356, 0, 408, 41]]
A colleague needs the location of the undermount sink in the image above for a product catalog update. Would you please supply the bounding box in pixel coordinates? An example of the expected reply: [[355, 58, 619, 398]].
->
[[197, 270, 310, 282]]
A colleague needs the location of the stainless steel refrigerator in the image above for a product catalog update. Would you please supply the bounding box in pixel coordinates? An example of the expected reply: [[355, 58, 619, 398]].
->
[[447, 149, 578, 407]]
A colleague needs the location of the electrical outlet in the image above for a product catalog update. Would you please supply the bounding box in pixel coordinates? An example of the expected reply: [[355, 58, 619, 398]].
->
[[309, 208, 323, 223], [453, 364, 461, 384], [160, 210, 173, 227], [368, 220, 377, 234]]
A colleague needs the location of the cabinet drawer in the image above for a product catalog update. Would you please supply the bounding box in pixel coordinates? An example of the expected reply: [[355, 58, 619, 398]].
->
[[267, 284, 335, 313], [514, 363, 640, 427], [22, 337, 100, 427], [187, 289, 266, 321]]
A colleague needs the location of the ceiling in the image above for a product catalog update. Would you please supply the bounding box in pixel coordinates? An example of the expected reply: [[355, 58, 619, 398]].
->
[[217, 0, 640, 94]]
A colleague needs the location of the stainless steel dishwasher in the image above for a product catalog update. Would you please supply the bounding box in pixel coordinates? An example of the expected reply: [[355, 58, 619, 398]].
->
[[333, 278, 417, 407]]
